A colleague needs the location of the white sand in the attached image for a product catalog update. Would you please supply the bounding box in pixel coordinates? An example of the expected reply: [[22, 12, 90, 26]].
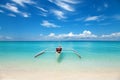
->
[[0, 58, 120, 80], [0, 68, 120, 80]]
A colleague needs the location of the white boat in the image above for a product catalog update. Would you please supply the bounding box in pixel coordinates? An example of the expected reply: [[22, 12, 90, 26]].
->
[[34, 46, 81, 59]]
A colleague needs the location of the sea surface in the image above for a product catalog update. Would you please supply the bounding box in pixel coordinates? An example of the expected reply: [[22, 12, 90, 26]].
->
[[0, 41, 120, 80]]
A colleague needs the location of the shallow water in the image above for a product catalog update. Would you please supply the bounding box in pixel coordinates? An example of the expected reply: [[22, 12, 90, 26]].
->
[[0, 41, 120, 80]]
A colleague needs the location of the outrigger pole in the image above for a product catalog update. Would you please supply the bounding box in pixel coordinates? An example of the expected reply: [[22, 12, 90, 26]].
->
[[34, 48, 47, 58], [72, 49, 81, 58], [63, 48, 81, 58]]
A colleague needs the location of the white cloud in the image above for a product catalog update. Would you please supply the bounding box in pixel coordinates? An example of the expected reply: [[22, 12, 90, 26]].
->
[[48, 33, 55, 37], [79, 30, 97, 38], [0, 3, 20, 13], [21, 12, 30, 17], [56, 1, 74, 11], [47, 32, 74, 39], [41, 20, 60, 28], [8, 13, 16, 17], [52, 10, 66, 19], [47, 30, 97, 39], [0, 10, 3, 13], [101, 32, 120, 39], [0, 3, 30, 18], [36, 6, 48, 16], [12, 0, 35, 7], [0, 36, 13, 40], [62, 0, 79, 4], [5, 36, 13, 40], [85, 16, 100, 21], [36, 6, 48, 12], [40, 34, 43, 36], [39, 31, 120, 40], [49, 0, 76, 11]]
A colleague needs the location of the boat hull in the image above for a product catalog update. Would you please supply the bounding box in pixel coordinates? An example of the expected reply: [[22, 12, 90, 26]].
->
[[56, 52, 61, 58]]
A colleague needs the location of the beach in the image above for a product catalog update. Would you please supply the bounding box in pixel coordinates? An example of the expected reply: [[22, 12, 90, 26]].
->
[[1, 0, 120, 80], [0, 41, 120, 80]]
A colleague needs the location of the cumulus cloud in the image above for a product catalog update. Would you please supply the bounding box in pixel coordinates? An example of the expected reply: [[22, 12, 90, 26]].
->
[[0, 36, 13, 40], [49, 0, 77, 11], [47, 30, 97, 40], [12, 0, 35, 7], [79, 30, 97, 38], [0, 3, 30, 18], [85, 16, 101, 21], [101, 32, 120, 39], [41, 20, 60, 28], [40, 31, 120, 40], [48, 33, 55, 37], [52, 10, 66, 19]]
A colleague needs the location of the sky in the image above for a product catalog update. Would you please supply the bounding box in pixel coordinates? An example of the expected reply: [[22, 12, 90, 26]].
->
[[0, 0, 120, 41]]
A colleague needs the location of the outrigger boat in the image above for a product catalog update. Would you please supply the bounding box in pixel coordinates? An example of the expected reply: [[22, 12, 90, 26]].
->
[[56, 46, 62, 54], [34, 46, 81, 59], [56, 46, 62, 58]]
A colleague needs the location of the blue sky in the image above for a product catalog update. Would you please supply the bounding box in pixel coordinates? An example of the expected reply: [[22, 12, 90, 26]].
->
[[0, 0, 120, 41]]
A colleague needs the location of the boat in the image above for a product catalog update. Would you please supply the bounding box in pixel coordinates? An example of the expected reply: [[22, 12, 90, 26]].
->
[[34, 46, 81, 59], [56, 46, 62, 58], [56, 46, 62, 53]]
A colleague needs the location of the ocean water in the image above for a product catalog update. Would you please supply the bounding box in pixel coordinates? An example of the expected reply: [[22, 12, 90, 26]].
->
[[0, 41, 120, 80]]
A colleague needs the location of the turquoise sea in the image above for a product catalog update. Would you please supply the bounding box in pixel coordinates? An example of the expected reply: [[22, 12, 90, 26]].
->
[[0, 41, 120, 80]]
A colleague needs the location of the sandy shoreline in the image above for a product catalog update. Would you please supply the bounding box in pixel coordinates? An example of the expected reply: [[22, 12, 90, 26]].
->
[[0, 69, 120, 80]]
